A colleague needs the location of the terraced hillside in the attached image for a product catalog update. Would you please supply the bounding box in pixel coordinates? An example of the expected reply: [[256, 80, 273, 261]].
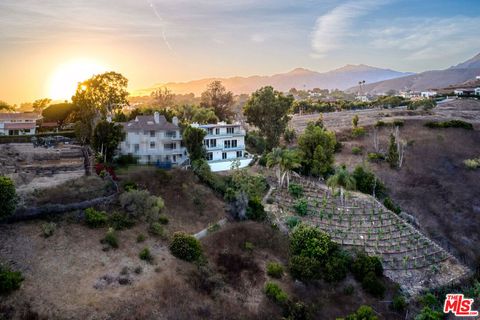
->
[[268, 177, 471, 296]]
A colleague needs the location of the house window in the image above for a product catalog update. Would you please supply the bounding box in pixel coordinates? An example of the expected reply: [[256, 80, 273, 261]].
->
[[206, 152, 213, 161], [207, 128, 213, 135], [134, 144, 140, 153], [166, 131, 176, 138], [210, 139, 216, 147], [150, 142, 156, 149], [204, 139, 210, 148], [224, 140, 231, 149], [164, 143, 176, 150], [232, 140, 237, 148], [215, 128, 220, 135], [222, 152, 227, 160], [236, 151, 242, 158], [227, 127, 234, 134], [150, 130, 155, 137]]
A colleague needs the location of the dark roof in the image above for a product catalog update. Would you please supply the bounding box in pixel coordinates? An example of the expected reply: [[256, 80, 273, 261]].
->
[[121, 114, 179, 132]]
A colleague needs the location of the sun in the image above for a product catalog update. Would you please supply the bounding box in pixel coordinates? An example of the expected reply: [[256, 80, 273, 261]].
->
[[49, 59, 107, 100]]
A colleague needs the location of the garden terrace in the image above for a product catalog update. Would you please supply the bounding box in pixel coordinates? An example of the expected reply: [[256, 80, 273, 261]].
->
[[269, 177, 471, 296]]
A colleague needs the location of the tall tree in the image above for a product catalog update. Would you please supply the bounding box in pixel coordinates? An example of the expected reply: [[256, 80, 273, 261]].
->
[[183, 126, 207, 161], [279, 149, 301, 188], [151, 87, 174, 109], [71, 71, 129, 144], [200, 81, 234, 121], [0, 176, 17, 219], [243, 86, 293, 150], [387, 133, 399, 168], [92, 120, 125, 162], [32, 98, 52, 113], [298, 122, 336, 177], [0, 100, 13, 111], [327, 165, 356, 205], [42, 102, 74, 127]]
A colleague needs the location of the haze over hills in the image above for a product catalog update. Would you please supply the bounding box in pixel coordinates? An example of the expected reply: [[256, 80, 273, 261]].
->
[[133, 65, 413, 96], [348, 52, 480, 94]]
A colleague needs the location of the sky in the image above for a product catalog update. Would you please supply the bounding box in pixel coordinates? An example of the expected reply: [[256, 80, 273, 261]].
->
[[1, 0, 480, 104]]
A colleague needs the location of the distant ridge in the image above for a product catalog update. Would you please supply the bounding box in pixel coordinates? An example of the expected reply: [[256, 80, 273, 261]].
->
[[132, 65, 412, 96], [347, 52, 480, 94]]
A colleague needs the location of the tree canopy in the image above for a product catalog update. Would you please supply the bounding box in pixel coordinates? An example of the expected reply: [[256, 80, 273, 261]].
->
[[42, 102, 75, 126], [32, 98, 51, 113], [183, 126, 207, 161], [151, 87, 174, 109], [243, 86, 293, 150], [0, 100, 13, 112], [200, 81, 234, 122], [0, 176, 17, 219], [93, 120, 125, 162]]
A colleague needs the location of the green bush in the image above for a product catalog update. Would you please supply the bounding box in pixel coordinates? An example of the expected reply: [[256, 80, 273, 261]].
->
[[158, 214, 169, 225], [393, 119, 404, 127], [352, 166, 386, 197], [344, 305, 378, 320], [136, 234, 146, 243], [244, 241, 255, 251], [41, 222, 56, 238], [290, 224, 336, 260], [391, 295, 407, 312], [122, 181, 138, 191], [85, 207, 108, 228], [362, 271, 385, 297], [351, 127, 366, 137], [246, 130, 267, 155], [119, 189, 165, 222], [288, 183, 304, 198], [266, 262, 284, 278], [367, 152, 385, 162], [293, 198, 309, 216], [286, 216, 301, 229], [109, 211, 135, 230], [169, 232, 203, 262], [323, 250, 351, 283], [101, 228, 119, 248], [420, 293, 438, 308], [415, 307, 443, 320], [149, 222, 166, 238], [139, 247, 153, 263], [383, 197, 401, 214], [284, 127, 297, 143], [375, 120, 386, 127], [289, 255, 321, 281], [351, 252, 383, 281], [264, 282, 288, 305], [351, 146, 363, 155], [464, 158, 480, 170], [0, 264, 24, 295], [258, 154, 268, 167], [0, 176, 17, 219], [246, 197, 267, 221], [425, 120, 473, 130]]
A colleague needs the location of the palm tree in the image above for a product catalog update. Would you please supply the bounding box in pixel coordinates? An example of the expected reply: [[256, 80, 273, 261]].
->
[[279, 149, 301, 188], [266, 147, 283, 186], [327, 165, 356, 206]]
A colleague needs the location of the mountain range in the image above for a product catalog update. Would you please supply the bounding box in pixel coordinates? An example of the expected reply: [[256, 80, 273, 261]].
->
[[133, 65, 412, 96], [133, 52, 480, 96], [347, 53, 480, 94]]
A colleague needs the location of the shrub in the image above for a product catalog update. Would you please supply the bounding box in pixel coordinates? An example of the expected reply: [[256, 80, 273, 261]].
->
[[464, 158, 480, 170], [101, 228, 119, 248], [158, 214, 169, 225], [169, 232, 203, 262], [289, 255, 321, 281], [343, 285, 354, 295], [119, 189, 165, 222], [258, 154, 268, 167], [344, 305, 378, 320], [284, 127, 297, 143], [136, 234, 146, 243], [351, 127, 366, 137], [139, 247, 153, 263], [0, 176, 17, 219], [288, 183, 304, 198], [246, 130, 267, 154], [84, 207, 108, 228], [351, 252, 383, 281], [424, 120, 473, 130], [383, 197, 401, 214], [246, 197, 267, 221], [393, 119, 404, 127], [367, 152, 385, 162], [244, 241, 255, 251], [391, 295, 407, 312], [323, 250, 351, 283], [109, 211, 135, 230], [286, 216, 301, 229], [264, 282, 288, 305], [415, 307, 443, 320], [122, 181, 138, 191], [41, 222, 56, 238], [375, 120, 386, 127], [290, 224, 336, 260], [114, 154, 138, 167], [0, 264, 24, 295], [420, 293, 438, 308], [362, 271, 385, 297], [149, 222, 166, 238], [293, 198, 309, 216], [266, 262, 284, 278], [352, 166, 386, 197], [351, 146, 363, 155]]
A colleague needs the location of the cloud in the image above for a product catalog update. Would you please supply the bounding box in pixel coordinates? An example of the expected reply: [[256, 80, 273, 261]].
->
[[368, 16, 480, 61], [311, 0, 389, 58], [250, 34, 266, 43]]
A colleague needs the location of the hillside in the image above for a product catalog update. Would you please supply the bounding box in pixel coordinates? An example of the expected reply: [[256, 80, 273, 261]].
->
[[347, 52, 480, 94], [133, 65, 412, 96]]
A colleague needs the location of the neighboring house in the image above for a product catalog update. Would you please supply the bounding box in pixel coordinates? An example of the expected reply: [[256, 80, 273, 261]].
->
[[0, 112, 41, 136], [454, 89, 475, 96], [421, 91, 437, 98], [118, 112, 186, 165], [191, 121, 252, 172], [356, 95, 369, 102], [475, 88, 480, 96]]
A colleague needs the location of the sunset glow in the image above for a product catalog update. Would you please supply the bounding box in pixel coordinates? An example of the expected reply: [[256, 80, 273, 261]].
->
[[49, 59, 107, 100]]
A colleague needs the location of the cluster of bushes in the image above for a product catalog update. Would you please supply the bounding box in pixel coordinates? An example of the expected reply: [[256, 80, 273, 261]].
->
[[263, 281, 312, 319], [383, 197, 401, 214], [85, 208, 108, 228], [367, 152, 386, 162], [0, 264, 23, 295], [283, 128, 297, 143], [425, 120, 473, 130], [266, 262, 284, 278], [169, 232, 203, 262], [464, 157, 480, 170], [407, 99, 436, 110], [0, 176, 17, 219], [245, 130, 267, 154], [292, 198, 309, 216], [352, 166, 386, 198], [192, 159, 228, 194], [264, 282, 288, 304], [351, 127, 366, 138], [351, 146, 363, 155], [351, 252, 385, 297], [339, 305, 378, 320], [290, 99, 372, 115], [288, 183, 304, 198]]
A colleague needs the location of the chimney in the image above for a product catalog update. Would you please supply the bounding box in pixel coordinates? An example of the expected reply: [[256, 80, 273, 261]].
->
[[172, 116, 179, 126], [154, 111, 160, 124]]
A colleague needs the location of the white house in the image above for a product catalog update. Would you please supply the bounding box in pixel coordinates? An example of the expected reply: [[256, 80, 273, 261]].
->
[[0, 112, 41, 136], [118, 112, 187, 165], [191, 122, 252, 172], [475, 88, 480, 96], [356, 95, 369, 102], [421, 91, 437, 98]]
